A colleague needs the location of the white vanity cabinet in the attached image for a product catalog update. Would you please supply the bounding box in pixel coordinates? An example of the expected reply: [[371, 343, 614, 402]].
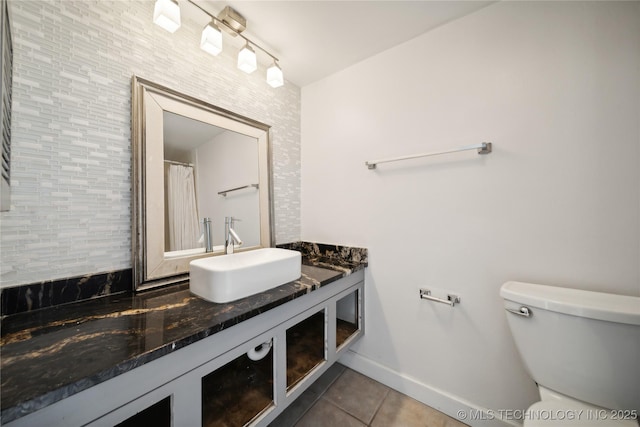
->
[[6, 270, 364, 427]]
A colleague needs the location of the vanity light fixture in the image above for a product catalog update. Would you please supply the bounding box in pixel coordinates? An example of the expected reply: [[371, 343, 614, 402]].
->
[[200, 21, 223, 56], [153, 0, 181, 33], [156, 1, 284, 88], [237, 43, 257, 74], [266, 61, 284, 88]]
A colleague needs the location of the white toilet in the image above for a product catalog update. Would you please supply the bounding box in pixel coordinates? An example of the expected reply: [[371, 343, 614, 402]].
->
[[500, 281, 640, 426]]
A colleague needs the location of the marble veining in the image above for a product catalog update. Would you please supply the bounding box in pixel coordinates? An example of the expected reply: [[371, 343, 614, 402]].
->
[[279, 242, 368, 269], [0, 252, 366, 424], [0, 269, 132, 316]]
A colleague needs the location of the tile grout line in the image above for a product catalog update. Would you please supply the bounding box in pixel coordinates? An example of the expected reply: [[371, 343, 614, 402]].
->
[[290, 396, 320, 426], [366, 387, 391, 426], [319, 396, 368, 427], [292, 366, 347, 426]]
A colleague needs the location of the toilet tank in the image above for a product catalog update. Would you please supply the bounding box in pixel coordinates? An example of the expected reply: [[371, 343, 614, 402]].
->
[[500, 281, 640, 412]]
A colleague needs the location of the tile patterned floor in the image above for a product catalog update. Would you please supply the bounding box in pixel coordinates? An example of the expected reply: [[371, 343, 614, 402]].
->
[[270, 364, 469, 427]]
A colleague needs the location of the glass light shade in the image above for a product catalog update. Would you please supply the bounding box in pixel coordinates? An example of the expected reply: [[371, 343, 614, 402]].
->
[[153, 0, 181, 33], [200, 23, 222, 56], [237, 44, 257, 74], [266, 63, 284, 88]]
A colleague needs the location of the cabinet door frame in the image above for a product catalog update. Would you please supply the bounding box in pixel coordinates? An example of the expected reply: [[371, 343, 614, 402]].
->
[[86, 373, 200, 427], [92, 279, 366, 427], [256, 280, 365, 426]]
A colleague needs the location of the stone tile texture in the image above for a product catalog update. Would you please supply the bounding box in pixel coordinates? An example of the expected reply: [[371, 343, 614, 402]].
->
[[271, 365, 470, 427], [295, 399, 366, 427], [323, 369, 389, 424], [372, 389, 464, 427]]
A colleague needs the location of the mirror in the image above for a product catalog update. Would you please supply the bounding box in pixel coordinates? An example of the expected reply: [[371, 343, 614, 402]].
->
[[162, 112, 261, 254], [132, 76, 274, 291]]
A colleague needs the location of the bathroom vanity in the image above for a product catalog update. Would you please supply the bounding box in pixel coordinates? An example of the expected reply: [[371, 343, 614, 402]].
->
[[0, 245, 367, 426]]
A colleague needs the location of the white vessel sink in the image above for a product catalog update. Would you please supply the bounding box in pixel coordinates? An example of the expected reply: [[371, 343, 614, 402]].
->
[[189, 248, 302, 303]]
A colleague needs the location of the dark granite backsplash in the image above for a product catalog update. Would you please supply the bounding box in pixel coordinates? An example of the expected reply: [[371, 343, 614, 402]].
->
[[1, 269, 132, 317], [279, 242, 368, 267]]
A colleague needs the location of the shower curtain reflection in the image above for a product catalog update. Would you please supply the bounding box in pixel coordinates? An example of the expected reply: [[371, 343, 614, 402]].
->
[[166, 164, 200, 251]]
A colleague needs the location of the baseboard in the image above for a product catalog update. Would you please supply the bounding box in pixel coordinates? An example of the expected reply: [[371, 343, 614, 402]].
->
[[339, 350, 521, 427]]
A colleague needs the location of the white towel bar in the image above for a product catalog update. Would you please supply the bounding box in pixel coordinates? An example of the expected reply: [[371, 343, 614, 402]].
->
[[365, 142, 492, 170], [419, 289, 461, 307]]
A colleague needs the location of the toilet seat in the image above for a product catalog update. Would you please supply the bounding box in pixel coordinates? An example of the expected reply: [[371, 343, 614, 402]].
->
[[523, 401, 638, 427]]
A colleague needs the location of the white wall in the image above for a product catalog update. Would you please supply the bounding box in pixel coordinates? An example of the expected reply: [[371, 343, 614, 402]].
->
[[194, 131, 260, 247], [301, 1, 640, 424], [0, 0, 301, 288]]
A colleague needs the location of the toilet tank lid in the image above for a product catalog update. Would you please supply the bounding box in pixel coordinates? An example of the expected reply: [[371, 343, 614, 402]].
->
[[500, 281, 640, 325]]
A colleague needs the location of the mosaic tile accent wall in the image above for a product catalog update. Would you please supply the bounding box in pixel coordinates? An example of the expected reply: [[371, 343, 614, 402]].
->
[[0, 0, 301, 288]]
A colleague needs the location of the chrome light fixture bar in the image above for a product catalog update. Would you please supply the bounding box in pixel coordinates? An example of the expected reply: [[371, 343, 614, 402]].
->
[[154, 1, 284, 88]]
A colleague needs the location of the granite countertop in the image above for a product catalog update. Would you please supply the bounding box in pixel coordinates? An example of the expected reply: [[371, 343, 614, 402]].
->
[[0, 244, 367, 424]]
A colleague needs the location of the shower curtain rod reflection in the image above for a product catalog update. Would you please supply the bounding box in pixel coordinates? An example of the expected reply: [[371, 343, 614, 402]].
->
[[164, 159, 194, 167]]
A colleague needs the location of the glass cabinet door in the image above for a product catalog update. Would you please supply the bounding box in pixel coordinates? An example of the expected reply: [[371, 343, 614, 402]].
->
[[286, 309, 327, 391], [201, 342, 274, 426], [336, 289, 360, 349]]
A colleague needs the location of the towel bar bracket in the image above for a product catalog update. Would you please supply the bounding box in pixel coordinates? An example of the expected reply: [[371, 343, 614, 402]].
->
[[478, 142, 492, 154]]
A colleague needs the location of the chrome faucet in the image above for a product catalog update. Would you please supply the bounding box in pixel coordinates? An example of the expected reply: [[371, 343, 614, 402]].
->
[[225, 217, 243, 254], [203, 217, 213, 253]]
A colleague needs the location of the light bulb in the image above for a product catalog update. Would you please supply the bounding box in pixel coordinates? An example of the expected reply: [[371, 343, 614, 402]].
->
[[153, 0, 181, 33], [237, 44, 257, 74], [266, 62, 284, 88], [200, 22, 222, 56]]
